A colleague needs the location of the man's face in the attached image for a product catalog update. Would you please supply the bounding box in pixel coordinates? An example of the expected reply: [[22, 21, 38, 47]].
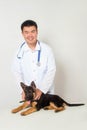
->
[[22, 26, 38, 46]]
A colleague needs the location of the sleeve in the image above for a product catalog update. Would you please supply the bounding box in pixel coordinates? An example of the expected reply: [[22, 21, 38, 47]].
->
[[11, 52, 24, 92], [39, 48, 56, 94]]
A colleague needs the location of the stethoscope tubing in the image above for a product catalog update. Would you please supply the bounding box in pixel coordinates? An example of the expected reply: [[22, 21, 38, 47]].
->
[[17, 41, 41, 66]]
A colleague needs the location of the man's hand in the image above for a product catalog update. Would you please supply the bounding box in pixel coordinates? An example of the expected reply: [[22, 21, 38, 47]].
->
[[21, 91, 25, 100], [34, 89, 42, 100]]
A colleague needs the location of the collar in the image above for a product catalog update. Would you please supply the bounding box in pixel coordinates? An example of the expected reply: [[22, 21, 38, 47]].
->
[[23, 41, 40, 51]]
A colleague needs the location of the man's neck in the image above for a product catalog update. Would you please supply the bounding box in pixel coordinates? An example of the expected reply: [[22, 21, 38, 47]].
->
[[27, 41, 37, 50]]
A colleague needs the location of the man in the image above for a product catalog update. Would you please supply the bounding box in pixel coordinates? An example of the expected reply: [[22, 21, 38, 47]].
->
[[12, 20, 56, 102]]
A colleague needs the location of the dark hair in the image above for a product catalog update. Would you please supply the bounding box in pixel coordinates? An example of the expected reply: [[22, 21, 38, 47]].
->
[[21, 20, 38, 31]]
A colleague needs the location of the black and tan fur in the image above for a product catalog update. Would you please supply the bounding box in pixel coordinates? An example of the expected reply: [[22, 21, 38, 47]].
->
[[11, 81, 84, 116]]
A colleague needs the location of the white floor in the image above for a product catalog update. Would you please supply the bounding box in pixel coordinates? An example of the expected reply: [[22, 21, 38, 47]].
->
[[0, 104, 87, 130]]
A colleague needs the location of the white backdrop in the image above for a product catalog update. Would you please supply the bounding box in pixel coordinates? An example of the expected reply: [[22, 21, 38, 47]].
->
[[0, 0, 87, 108]]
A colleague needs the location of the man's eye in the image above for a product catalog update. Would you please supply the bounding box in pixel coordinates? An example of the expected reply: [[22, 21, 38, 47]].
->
[[31, 30, 36, 33]]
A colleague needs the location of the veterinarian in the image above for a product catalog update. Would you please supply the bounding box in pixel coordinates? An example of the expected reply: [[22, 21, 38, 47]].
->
[[12, 20, 56, 102]]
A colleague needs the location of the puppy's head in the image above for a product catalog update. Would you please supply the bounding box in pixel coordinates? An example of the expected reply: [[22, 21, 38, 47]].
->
[[20, 81, 36, 101]]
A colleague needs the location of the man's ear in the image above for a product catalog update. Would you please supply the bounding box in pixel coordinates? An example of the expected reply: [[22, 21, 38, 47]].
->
[[31, 81, 36, 91]]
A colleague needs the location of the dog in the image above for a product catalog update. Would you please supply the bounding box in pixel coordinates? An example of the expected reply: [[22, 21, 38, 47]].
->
[[11, 81, 84, 116]]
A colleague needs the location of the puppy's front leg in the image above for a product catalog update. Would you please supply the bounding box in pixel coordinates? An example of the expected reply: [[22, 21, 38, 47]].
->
[[11, 102, 29, 113], [21, 107, 37, 116]]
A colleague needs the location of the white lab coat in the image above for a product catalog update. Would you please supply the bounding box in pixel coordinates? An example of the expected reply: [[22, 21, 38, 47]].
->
[[12, 41, 56, 94]]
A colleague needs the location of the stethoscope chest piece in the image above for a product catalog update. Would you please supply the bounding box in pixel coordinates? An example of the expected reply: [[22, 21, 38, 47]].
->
[[37, 62, 41, 66]]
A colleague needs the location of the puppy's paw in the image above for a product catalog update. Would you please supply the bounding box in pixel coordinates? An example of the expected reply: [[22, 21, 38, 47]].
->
[[11, 108, 18, 113], [20, 111, 27, 116], [54, 109, 59, 112], [44, 107, 49, 110]]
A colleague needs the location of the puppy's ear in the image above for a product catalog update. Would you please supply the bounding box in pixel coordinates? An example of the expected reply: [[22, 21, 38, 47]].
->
[[31, 81, 36, 87], [20, 82, 26, 90], [31, 81, 36, 91]]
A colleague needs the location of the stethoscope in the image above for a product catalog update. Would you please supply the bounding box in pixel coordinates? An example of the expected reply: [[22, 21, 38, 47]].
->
[[17, 41, 41, 66]]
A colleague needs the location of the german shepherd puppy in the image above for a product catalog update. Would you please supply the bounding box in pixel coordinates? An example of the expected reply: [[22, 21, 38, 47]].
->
[[11, 81, 84, 116]]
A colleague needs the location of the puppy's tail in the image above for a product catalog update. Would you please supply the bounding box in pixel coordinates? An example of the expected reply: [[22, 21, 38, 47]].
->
[[65, 102, 84, 107]]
